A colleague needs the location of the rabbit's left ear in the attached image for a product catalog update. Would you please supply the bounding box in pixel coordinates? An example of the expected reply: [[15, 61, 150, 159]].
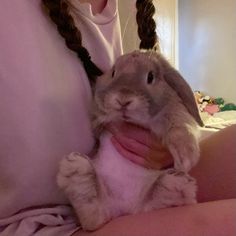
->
[[161, 58, 204, 127]]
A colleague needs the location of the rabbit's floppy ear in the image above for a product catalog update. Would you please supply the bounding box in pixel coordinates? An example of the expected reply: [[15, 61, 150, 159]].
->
[[160, 58, 204, 127]]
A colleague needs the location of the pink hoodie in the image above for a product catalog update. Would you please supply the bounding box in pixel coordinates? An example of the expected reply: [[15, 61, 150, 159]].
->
[[0, 0, 122, 234]]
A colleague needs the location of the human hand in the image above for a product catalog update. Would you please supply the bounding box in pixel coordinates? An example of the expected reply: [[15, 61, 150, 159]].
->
[[106, 122, 173, 170]]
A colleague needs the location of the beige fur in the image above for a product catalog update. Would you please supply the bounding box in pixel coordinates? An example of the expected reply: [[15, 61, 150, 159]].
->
[[57, 51, 203, 231]]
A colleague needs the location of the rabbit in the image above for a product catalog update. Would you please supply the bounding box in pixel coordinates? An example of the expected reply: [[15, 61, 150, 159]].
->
[[57, 50, 204, 231]]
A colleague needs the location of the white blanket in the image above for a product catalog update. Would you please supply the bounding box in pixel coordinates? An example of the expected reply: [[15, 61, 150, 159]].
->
[[0, 205, 79, 236]]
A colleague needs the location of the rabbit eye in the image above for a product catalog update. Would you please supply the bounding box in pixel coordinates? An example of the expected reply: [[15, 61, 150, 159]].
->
[[147, 71, 155, 84], [111, 69, 115, 78]]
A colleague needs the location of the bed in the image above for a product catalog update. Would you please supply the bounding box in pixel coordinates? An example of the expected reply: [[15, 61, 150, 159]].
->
[[199, 110, 236, 140]]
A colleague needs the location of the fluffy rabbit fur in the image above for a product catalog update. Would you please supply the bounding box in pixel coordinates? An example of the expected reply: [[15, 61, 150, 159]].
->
[[57, 51, 204, 231]]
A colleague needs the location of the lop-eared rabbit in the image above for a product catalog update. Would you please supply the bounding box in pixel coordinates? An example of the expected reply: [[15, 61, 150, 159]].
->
[[57, 51, 204, 231]]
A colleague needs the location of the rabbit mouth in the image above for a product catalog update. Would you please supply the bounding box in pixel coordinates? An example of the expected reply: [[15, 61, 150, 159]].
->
[[116, 110, 130, 120], [113, 109, 133, 121], [122, 113, 131, 121], [120, 111, 138, 123]]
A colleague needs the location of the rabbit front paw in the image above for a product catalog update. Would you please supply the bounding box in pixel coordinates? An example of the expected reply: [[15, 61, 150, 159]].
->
[[57, 152, 108, 231], [165, 128, 200, 172], [157, 170, 197, 207], [57, 152, 96, 198], [170, 142, 199, 172]]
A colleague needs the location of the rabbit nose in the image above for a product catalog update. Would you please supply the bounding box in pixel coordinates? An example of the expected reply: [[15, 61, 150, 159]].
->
[[116, 99, 132, 108]]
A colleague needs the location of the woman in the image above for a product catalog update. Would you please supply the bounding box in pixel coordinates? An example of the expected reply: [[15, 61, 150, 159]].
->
[[0, 0, 235, 235]]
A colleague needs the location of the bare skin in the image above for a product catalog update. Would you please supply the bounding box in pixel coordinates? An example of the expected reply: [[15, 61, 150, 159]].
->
[[191, 124, 236, 202], [107, 122, 173, 169], [76, 199, 236, 236]]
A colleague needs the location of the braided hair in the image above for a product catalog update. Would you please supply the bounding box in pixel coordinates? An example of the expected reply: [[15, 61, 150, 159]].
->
[[136, 0, 160, 51], [42, 0, 158, 85]]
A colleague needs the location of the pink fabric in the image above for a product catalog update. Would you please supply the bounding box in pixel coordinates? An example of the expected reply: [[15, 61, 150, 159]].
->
[[0, 0, 122, 234], [204, 104, 220, 115]]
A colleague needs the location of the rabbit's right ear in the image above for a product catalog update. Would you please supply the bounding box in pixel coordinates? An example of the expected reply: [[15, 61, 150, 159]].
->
[[159, 56, 204, 127]]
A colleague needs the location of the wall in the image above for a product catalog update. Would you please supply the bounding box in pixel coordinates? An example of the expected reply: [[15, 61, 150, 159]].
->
[[154, 0, 178, 66], [178, 0, 236, 102], [118, 0, 139, 53]]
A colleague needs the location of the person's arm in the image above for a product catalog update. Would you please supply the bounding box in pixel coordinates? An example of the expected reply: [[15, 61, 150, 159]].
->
[[190, 124, 236, 202], [75, 199, 236, 236]]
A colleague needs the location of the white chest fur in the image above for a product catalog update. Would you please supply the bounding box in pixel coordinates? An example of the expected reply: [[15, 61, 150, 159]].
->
[[92, 132, 160, 216]]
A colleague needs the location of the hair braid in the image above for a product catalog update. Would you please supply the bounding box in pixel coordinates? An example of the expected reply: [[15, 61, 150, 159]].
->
[[42, 0, 103, 85], [136, 0, 160, 51]]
